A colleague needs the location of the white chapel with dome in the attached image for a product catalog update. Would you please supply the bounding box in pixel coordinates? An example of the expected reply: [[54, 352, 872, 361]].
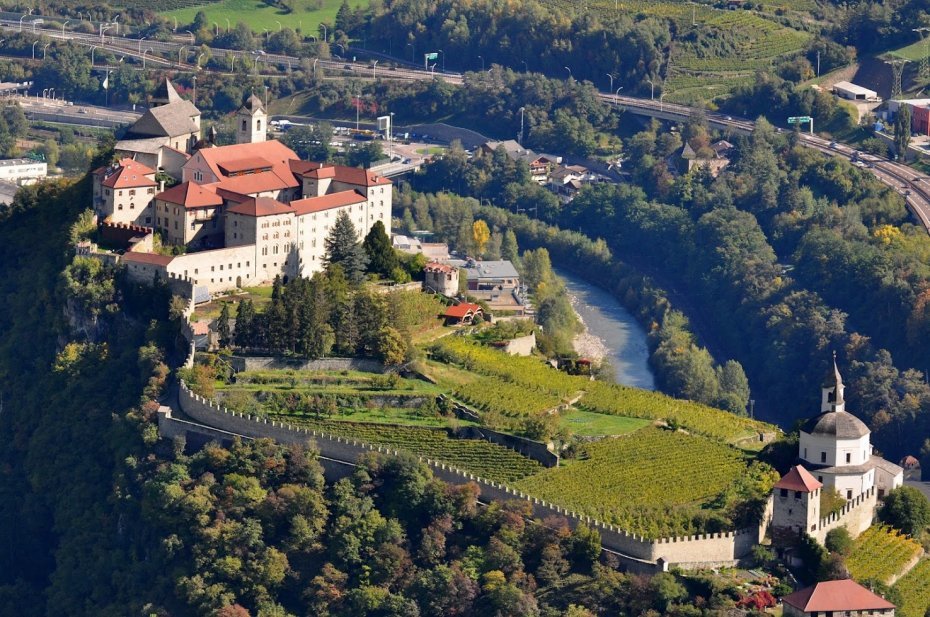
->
[[771, 355, 903, 545], [797, 356, 903, 500]]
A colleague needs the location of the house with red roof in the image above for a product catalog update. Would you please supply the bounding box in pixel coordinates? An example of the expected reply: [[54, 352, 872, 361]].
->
[[782, 579, 895, 617], [92, 158, 159, 226], [443, 302, 483, 325]]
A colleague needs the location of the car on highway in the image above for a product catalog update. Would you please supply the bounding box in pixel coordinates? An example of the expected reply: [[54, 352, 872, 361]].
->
[[725, 115, 733, 121], [829, 142, 838, 149], [914, 177, 922, 182]]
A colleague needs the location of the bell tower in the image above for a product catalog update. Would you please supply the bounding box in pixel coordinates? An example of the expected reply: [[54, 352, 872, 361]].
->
[[771, 465, 823, 544], [821, 352, 846, 413], [236, 93, 267, 144]]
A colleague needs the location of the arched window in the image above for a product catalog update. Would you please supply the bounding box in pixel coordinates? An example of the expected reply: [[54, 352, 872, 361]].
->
[[242, 119, 247, 131], [256, 119, 262, 131]]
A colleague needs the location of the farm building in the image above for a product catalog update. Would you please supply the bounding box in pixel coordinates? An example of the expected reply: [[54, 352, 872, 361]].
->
[[832, 81, 880, 102]]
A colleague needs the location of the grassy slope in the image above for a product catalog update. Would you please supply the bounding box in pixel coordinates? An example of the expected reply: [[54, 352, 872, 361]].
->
[[163, 0, 363, 34]]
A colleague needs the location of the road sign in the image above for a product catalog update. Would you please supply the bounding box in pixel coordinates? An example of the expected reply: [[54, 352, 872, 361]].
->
[[377, 115, 391, 132], [425, 52, 438, 60], [788, 116, 812, 124]]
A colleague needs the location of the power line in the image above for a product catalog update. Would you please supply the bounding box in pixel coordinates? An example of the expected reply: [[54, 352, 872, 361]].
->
[[887, 58, 908, 99]]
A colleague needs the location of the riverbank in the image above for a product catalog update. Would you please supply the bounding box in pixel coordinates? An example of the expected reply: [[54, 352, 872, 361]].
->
[[557, 269, 655, 391]]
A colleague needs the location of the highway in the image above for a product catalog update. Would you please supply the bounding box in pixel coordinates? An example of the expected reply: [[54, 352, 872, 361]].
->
[[2, 12, 926, 230]]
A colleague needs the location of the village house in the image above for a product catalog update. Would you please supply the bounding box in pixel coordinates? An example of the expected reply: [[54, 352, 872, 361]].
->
[[443, 302, 483, 325], [479, 140, 561, 184], [782, 580, 894, 617], [680, 140, 733, 177]]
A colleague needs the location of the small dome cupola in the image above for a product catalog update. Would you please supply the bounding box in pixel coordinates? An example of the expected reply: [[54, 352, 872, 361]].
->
[[821, 351, 846, 413]]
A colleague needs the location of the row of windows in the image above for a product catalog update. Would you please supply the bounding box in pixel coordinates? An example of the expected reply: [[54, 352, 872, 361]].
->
[[186, 262, 251, 276]]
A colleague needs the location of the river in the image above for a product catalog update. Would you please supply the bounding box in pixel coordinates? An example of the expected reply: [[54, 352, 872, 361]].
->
[[557, 269, 656, 390]]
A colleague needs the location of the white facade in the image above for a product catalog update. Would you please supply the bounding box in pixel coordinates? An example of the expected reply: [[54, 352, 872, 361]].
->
[[0, 158, 46, 184]]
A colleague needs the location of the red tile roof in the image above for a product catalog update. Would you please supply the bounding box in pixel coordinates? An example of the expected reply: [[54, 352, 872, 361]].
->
[[156, 181, 223, 208], [291, 190, 366, 215], [774, 465, 822, 493], [424, 261, 457, 274], [101, 158, 157, 189], [216, 169, 298, 195], [288, 159, 323, 175], [444, 302, 483, 319], [217, 156, 273, 175], [122, 251, 174, 266], [292, 162, 391, 187], [300, 165, 336, 179], [193, 140, 299, 185], [226, 196, 294, 217], [191, 321, 210, 336], [783, 580, 895, 613]]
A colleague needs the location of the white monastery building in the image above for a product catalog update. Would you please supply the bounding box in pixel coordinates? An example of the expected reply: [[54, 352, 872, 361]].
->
[[102, 80, 393, 292]]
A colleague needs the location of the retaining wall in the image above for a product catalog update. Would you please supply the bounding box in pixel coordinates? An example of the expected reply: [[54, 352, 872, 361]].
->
[[452, 426, 559, 468], [175, 380, 758, 570], [231, 355, 385, 373]]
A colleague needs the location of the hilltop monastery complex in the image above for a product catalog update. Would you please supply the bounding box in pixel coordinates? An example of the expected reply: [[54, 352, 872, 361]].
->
[[91, 79, 392, 292]]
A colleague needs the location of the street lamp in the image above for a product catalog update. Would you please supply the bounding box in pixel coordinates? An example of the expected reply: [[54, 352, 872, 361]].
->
[[101, 23, 115, 41], [646, 78, 655, 100], [478, 55, 484, 71], [185, 30, 194, 44], [178, 45, 186, 65], [19, 10, 32, 32], [138, 36, 146, 53], [197, 52, 205, 68], [372, 59, 378, 80], [564, 66, 572, 79], [313, 57, 318, 77], [275, 20, 282, 31], [615, 86, 623, 106], [31, 41, 38, 60], [213, 22, 219, 37], [61, 20, 69, 36], [113, 14, 120, 35], [172, 16, 178, 31], [90, 45, 96, 65], [606, 73, 614, 93], [521, 59, 528, 72], [518, 106, 525, 145], [438, 48, 444, 72], [42, 43, 50, 59], [389, 111, 395, 159], [320, 24, 327, 42], [142, 47, 153, 69], [225, 18, 230, 32], [48, 88, 54, 100], [31, 18, 43, 32]]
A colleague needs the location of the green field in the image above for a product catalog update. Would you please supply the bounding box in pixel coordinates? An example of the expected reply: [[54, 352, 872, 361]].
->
[[889, 39, 927, 62], [894, 557, 930, 617], [163, 0, 361, 35], [559, 409, 650, 437], [846, 525, 923, 584], [515, 426, 756, 538]]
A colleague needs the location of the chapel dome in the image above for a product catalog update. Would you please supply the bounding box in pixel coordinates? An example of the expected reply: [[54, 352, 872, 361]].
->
[[802, 410, 870, 440]]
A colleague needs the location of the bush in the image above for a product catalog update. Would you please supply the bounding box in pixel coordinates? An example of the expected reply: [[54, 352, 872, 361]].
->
[[825, 527, 853, 556]]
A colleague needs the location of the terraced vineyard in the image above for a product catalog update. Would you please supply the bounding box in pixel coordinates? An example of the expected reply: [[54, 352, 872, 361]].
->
[[271, 415, 544, 483], [894, 557, 930, 617], [846, 526, 923, 584], [515, 427, 749, 537], [431, 337, 772, 444], [453, 376, 565, 417]]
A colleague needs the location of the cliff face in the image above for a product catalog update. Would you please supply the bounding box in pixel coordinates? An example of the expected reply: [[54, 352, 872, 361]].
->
[[0, 181, 156, 616]]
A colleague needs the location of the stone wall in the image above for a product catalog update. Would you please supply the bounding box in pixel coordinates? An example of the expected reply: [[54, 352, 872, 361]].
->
[[230, 355, 385, 373], [174, 380, 761, 571], [452, 426, 559, 468], [813, 487, 877, 543]]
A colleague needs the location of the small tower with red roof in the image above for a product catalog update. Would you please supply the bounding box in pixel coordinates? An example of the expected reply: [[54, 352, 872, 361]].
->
[[772, 464, 823, 543]]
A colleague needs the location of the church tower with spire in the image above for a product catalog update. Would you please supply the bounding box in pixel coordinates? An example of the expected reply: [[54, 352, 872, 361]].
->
[[236, 93, 267, 144]]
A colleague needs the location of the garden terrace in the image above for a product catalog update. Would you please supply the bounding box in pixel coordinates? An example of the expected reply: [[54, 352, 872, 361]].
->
[[893, 557, 930, 617]]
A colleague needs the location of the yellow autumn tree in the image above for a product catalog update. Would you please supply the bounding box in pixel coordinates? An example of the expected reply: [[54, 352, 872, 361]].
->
[[472, 220, 491, 256]]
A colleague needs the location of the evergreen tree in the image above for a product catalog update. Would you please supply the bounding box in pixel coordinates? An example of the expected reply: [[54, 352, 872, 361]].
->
[[363, 221, 398, 278], [217, 302, 231, 348], [324, 211, 369, 284], [234, 299, 254, 348], [501, 229, 520, 265]]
